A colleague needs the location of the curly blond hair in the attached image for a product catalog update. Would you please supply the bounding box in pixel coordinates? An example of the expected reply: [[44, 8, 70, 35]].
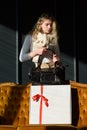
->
[[31, 13, 59, 45]]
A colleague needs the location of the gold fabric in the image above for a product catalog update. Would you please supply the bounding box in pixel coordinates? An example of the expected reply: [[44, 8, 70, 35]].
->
[[70, 80, 87, 127], [0, 81, 87, 129]]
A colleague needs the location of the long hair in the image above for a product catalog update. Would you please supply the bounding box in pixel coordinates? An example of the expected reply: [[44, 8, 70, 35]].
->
[[31, 13, 59, 45]]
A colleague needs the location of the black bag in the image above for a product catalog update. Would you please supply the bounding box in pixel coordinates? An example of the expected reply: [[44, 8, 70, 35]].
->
[[28, 49, 66, 85]]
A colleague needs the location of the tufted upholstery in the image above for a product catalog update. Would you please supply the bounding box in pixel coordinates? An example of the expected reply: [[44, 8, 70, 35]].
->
[[0, 82, 31, 126], [70, 80, 87, 127], [0, 81, 87, 129]]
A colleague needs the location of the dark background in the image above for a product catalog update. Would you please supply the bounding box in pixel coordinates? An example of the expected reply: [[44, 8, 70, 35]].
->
[[0, 0, 87, 84]]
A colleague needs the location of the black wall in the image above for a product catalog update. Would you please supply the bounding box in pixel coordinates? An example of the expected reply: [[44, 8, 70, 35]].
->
[[0, 0, 87, 84]]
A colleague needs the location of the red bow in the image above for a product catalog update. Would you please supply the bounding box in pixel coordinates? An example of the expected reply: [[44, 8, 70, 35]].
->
[[32, 94, 49, 107]]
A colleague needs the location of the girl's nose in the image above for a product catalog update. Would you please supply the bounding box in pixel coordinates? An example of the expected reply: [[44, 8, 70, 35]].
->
[[48, 25, 51, 28]]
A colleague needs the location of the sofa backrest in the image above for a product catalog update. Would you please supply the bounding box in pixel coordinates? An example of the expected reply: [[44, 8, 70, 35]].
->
[[0, 81, 87, 127], [0, 82, 31, 126], [70, 80, 87, 127]]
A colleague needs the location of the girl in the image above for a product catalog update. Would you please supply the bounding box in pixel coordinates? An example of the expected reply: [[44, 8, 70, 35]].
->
[[19, 13, 61, 69]]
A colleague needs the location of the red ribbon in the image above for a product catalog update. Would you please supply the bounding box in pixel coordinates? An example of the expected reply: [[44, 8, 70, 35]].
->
[[32, 85, 49, 124]]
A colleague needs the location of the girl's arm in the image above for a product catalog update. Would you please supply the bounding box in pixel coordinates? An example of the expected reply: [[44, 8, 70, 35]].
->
[[19, 35, 47, 62], [19, 35, 32, 62]]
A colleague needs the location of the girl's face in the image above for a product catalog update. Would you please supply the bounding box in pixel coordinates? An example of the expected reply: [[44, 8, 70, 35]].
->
[[41, 19, 52, 34]]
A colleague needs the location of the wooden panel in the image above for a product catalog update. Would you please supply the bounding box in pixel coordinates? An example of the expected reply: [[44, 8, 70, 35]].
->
[[0, 125, 17, 130], [18, 125, 77, 130]]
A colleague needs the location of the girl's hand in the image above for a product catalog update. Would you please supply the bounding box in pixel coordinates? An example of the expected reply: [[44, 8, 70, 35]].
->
[[36, 47, 47, 55], [29, 47, 47, 59], [52, 54, 60, 63]]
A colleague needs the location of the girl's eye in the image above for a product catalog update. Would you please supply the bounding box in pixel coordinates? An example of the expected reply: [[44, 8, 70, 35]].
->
[[45, 24, 52, 27], [45, 24, 48, 26]]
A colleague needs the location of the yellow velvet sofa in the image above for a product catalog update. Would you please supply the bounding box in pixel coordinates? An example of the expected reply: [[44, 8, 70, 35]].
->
[[0, 80, 87, 130]]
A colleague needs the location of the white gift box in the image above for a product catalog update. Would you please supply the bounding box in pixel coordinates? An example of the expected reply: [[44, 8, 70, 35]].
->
[[29, 85, 72, 124]]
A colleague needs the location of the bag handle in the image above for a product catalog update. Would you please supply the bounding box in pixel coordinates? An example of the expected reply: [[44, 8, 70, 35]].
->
[[37, 48, 62, 69]]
